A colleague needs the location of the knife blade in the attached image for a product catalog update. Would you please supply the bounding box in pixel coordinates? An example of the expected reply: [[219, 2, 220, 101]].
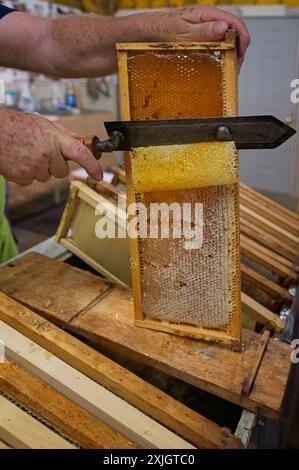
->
[[104, 116, 295, 150], [78, 115, 296, 159]]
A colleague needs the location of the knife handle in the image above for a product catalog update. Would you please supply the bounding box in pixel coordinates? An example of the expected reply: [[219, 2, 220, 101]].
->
[[77, 131, 124, 160]]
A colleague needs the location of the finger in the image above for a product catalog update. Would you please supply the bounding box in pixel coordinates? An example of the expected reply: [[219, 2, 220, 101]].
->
[[187, 20, 228, 42], [34, 165, 51, 183], [50, 151, 70, 179], [183, 6, 250, 63], [56, 134, 103, 180], [201, 8, 250, 61], [16, 176, 34, 186]]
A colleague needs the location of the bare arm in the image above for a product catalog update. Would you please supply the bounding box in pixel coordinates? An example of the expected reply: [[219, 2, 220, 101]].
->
[[0, 6, 250, 78]]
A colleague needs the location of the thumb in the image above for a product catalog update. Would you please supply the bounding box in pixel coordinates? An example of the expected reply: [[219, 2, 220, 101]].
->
[[57, 134, 103, 181], [190, 20, 228, 41]]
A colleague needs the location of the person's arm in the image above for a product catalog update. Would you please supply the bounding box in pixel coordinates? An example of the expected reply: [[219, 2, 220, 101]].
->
[[0, 6, 250, 78]]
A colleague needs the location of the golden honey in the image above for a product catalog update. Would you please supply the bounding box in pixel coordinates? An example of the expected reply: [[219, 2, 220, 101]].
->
[[128, 51, 224, 120], [131, 141, 238, 192]]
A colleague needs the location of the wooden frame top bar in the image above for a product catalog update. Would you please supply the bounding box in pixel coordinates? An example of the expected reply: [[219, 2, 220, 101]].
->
[[116, 41, 234, 51], [117, 30, 236, 52]]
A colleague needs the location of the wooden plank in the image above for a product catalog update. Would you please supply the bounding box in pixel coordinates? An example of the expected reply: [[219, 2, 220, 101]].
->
[[241, 205, 299, 248], [240, 183, 299, 224], [135, 318, 240, 347], [240, 221, 299, 263], [0, 292, 241, 449], [241, 264, 293, 303], [241, 234, 298, 272], [0, 320, 194, 450], [240, 190, 299, 236], [0, 395, 75, 449], [0, 363, 138, 449], [241, 236, 298, 283], [70, 287, 290, 419], [241, 331, 270, 396], [241, 293, 284, 333], [0, 253, 290, 419], [0, 253, 110, 324]]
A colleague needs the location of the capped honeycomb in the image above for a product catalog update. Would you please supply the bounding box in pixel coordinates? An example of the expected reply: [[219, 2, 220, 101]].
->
[[121, 45, 241, 337], [131, 141, 238, 193], [128, 51, 223, 120]]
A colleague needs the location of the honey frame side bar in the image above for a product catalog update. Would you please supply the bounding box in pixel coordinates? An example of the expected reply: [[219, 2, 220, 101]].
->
[[117, 49, 144, 321], [222, 30, 242, 348]]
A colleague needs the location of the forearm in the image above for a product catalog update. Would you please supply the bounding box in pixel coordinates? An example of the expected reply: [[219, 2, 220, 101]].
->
[[47, 13, 155, 77], [0, 7, 250, 78], [0, 12, 154, 78]]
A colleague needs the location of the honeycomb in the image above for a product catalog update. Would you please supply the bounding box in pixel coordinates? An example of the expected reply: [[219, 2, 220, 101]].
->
[[124, 48, 240, 332], [131, 141, 238, 192], [139, 186, 238, 328], [128, 51, 223, 120]]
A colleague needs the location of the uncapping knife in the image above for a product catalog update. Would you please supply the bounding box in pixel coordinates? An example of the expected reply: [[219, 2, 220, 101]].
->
[[78, 115, 296, 159]]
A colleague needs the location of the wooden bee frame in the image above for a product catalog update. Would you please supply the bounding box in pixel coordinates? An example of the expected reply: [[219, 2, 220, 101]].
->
[[117, 32, 241, 349]]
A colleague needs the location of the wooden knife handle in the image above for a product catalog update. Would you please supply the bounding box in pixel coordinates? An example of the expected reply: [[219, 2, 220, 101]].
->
[[77, 136, 102, 160], [77, 131, 124, 159]]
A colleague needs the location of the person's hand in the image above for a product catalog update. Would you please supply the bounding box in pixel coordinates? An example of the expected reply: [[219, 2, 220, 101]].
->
[[143, 5, 250, 70], [0, 110, 102, 185]]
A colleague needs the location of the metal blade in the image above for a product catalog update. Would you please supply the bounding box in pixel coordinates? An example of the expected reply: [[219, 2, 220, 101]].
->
[[104, 116, 295, 150]]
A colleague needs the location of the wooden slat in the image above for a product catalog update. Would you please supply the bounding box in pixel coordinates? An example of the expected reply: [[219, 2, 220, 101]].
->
[[241, 236, 298, 283], [241, 331, 270, 396], [0, 253, 290, 419], [240, 190, 299, 236], [0, 363, 138, 449], [118, 47, 144, 327], [55, 183, 80, 241], [0, 250, 110, 324], [71, 290, 290, 419], [241, 264, 293, 303], [241, 205, 299, 248], [222, 29, 242, 347], [241, 293, 284, 333], [242, 235, 298, 271], [240, 183, 299, 224], [0, 290, 241, 449], [0, 395, 75, 449], [240, 221, 299, 263], [0, 320, 194, 450], [116, 42, 235, 51]]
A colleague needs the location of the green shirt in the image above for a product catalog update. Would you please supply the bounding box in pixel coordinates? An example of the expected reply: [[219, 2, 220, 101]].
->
[[0, 176, 18, 263]]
